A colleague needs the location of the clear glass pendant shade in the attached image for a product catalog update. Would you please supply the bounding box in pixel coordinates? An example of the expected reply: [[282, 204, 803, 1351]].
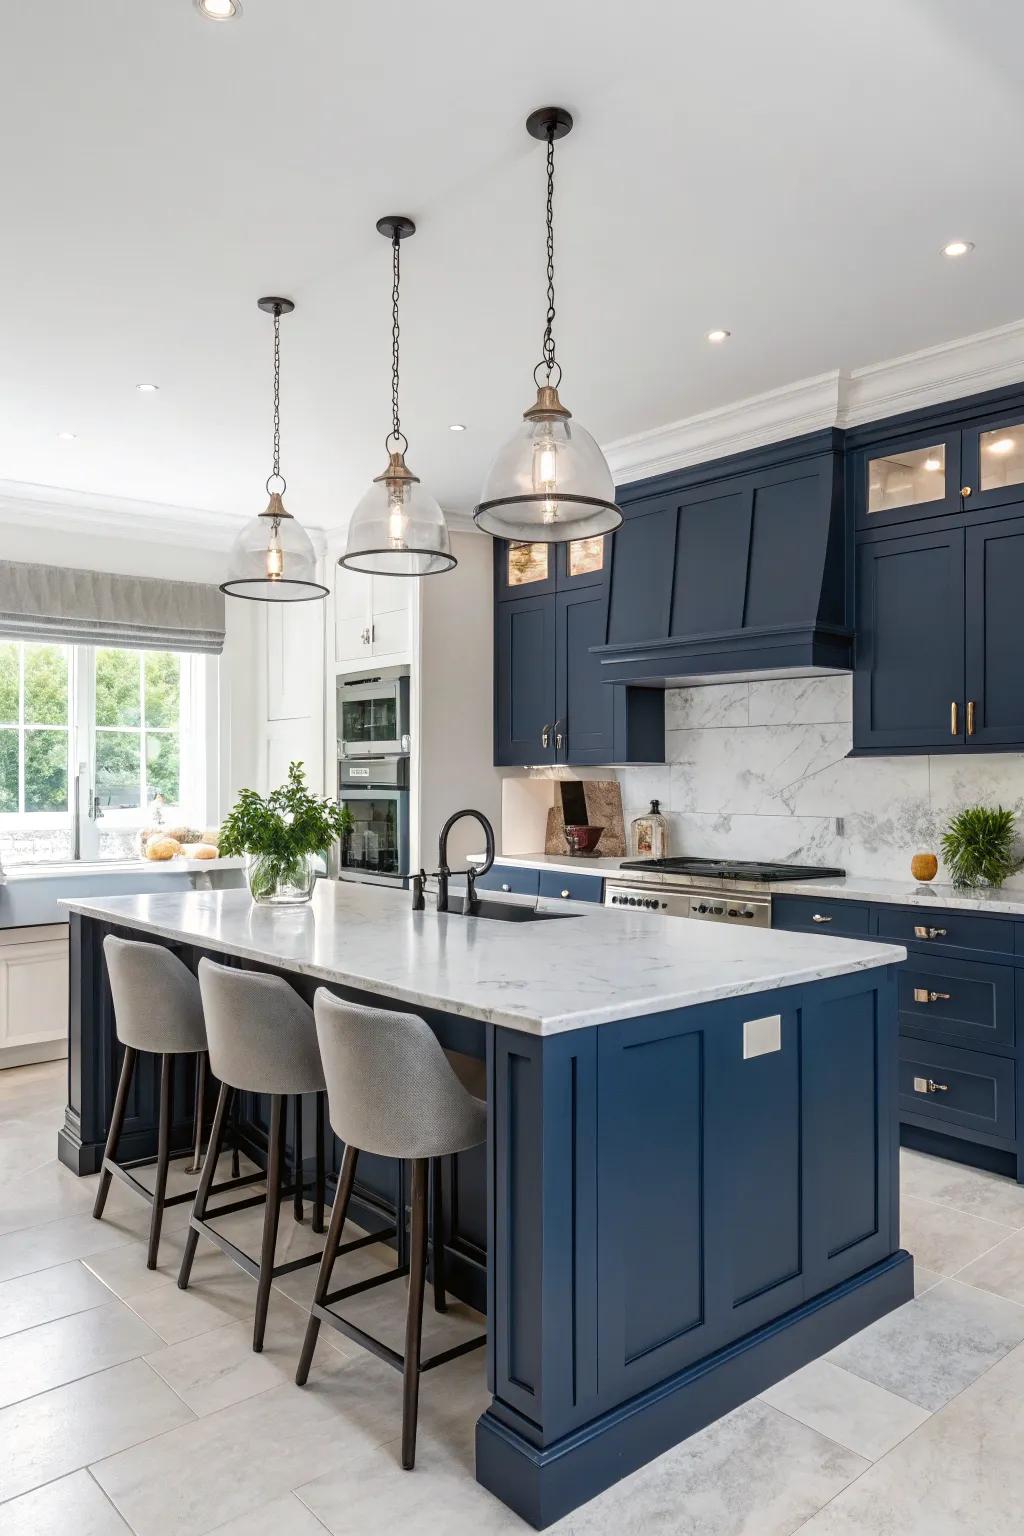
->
[[341, 451, 456, 576], [474, 385, 622, 542], [221, 494, 328, 601]]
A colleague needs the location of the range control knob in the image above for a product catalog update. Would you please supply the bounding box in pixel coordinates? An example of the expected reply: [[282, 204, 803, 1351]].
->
[[741, 908, 755, 919], [711, 906, 724, 916], [695, 902, 709, 914]]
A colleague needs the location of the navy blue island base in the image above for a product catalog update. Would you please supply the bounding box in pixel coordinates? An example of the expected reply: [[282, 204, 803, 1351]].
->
[[60, 907, 908, 1530]]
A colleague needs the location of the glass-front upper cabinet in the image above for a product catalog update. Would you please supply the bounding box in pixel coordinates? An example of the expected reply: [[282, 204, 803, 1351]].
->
[[496, 535, 608, 598], [855, 429, 963, 530], [961, 412, 1024, 512]]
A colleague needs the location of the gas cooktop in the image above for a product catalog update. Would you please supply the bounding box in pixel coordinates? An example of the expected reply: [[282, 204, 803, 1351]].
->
[[617, 856, 846, 884]]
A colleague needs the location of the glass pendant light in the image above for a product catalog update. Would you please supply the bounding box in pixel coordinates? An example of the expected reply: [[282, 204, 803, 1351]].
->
[[341, 217, 456, 577], [474, 108, 622, 543], [221, 298, 328, 603]]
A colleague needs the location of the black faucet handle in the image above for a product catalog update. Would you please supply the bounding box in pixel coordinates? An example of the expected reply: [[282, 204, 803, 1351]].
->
[[465, 865, 480, 915], [411, 870, 427, 911]]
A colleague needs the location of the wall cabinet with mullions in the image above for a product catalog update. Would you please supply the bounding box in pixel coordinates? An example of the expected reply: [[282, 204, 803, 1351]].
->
[[854, 509, 1024, 752], [854, 405, 1024, 531]]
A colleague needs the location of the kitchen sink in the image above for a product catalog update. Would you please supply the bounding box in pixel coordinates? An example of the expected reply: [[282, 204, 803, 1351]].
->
[[443, 896, 575, 923]]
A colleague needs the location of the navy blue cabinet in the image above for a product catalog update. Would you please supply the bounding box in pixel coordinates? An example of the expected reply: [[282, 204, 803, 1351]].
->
[[495, 593, 556, 765], [964, 514, 1024, 746], [854, 527, 965, 751]]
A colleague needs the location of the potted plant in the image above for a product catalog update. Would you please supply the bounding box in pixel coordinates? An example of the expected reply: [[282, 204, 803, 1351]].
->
[[940, 804, 1022, 890], [219, 762, 352, 905]]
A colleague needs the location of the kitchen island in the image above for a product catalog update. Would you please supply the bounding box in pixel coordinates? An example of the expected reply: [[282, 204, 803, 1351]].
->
[[60, 881, 910, 1529]]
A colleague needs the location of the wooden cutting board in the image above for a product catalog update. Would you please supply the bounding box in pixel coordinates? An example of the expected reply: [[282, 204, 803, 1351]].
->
[[544, 780, 626, 856]]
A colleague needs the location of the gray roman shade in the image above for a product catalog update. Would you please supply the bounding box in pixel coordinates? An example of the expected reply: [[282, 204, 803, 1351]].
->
[[0, 561, 226, 655]]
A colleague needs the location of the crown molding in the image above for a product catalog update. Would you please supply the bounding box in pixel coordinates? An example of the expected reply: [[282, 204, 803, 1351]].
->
[[605, 317, 1024, 485], [0, 479, 329, 555]]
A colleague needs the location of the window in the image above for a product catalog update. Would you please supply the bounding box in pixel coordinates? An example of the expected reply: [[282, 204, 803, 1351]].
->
[[0, 642, 206, 868]]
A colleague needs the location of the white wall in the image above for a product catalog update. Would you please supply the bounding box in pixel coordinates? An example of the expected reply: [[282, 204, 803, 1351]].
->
[[615, 674, 1024, 888]]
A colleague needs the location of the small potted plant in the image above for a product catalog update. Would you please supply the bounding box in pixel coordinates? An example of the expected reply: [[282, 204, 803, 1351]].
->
[[219, 762, 351, 905], [940, 804, 1022, 890]]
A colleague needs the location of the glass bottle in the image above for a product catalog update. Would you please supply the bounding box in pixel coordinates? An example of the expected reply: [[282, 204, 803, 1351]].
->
[[630, 799, 669, 860]]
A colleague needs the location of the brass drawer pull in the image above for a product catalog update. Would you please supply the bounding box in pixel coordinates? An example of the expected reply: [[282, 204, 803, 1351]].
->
[[913, 1076, 949, 1095], [967, 699, 976, 737], [913, 988, 952, 1004], [913, 925, 947, 940], [950, 700, 959, 736], [811, 913, 833, 924]]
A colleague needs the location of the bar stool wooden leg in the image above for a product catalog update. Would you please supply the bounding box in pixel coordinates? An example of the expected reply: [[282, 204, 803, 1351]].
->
[[402, 1157, 429, 1470], [178, 1081, 232, 1290], [188, 1051, 207, 1175], [93, 1045, 137, 1220], [296, 1142, 359, 1385], [431, 1156, 447, 1314], [146, 1054, 173, 1269], [253, 1095, 286, 1352], [313, 1092, 326, 1235], [293, 1094, 304, 1224]]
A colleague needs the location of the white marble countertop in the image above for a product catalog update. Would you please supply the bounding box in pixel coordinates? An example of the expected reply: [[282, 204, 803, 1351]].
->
[[60, 880, 905, 1037], [768, 874, 1024, 916], [482, 854, 1024, 917]]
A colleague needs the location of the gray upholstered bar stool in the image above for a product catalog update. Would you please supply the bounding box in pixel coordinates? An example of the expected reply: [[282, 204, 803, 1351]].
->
[[95, 935, 213, 1269], [296, 991, 487, 1470], [180, 959, 355, 1352]]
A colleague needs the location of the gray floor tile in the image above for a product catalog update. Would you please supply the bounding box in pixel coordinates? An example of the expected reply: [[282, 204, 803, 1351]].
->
[[0, 1358, 193, 1504], [0, 1212, 136, 1284], [956, 1228, 1024, 1307], [0, 1468, 131, 1535], [0, 1258, 113, 1338], [0, 1160, 97, 1238], [798, 1339, 1024, 1534], [760, 1358, 929, 1461], [207, 1494, 330, 1535], [0, 1296, 164, 1409], [828, 1278, 1024, 1410], [913, 1263, 943, 1295], [900, 1194, 1013, 1277], [900, 1148, 1024, 1229]]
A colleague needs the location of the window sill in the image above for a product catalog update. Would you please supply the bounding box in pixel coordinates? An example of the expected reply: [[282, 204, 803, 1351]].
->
[[1, 856, 244, 883]]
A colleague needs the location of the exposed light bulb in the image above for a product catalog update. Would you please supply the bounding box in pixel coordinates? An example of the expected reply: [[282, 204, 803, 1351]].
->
[[942, 240, 974, 258], [265, 521, 284, 580], [987, 437, 1016, 455], [387, 481, 409, 547], [532, 429, 559, 523]]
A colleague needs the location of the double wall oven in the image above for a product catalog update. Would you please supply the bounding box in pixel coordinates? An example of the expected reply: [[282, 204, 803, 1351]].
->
[[336, 667, 411, 886]]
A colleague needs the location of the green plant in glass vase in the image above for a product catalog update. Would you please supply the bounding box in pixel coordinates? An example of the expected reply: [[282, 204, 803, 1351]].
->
[[219, 762, 351, 905], [940, 804, 1022, 890]]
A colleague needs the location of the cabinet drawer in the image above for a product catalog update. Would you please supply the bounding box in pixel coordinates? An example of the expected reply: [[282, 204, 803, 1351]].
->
[[772, 896, 871, 937], [898, 1038, 1015, 1141], [898, 954, 1014, 1052], [877, 906, 1014, 959], [475, 863, 540, 898], [538, 869, 603, 904]]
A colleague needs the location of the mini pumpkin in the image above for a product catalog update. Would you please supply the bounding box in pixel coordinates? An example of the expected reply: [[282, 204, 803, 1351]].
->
[[145, 835, 181, 861]]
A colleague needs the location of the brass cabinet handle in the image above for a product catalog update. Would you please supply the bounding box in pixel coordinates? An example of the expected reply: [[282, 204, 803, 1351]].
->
[[554, 719, 565, 752], [961, 485, 972, 497], [913, 925, 947, 940], [967, 700, 976, 736], [811, 913, 833, 924], [541, 724, 550, 749], [913, 988, 952, 1004], [950, 700, 959, 736], [913, 1076, 949, 1094]]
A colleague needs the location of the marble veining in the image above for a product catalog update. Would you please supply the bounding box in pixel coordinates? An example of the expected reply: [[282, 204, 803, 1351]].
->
[[59, 882, 904, 1037], [617, 675, 1024, 889]]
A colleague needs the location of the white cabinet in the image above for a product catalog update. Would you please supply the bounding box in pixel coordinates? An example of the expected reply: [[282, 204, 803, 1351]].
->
[[0, 925, 69, 1066], [334, 566, 411, 664], [266, 601, 323, 721]]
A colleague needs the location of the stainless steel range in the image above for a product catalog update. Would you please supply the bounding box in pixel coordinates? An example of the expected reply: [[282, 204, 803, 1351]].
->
[[603, 856, 846, 928]]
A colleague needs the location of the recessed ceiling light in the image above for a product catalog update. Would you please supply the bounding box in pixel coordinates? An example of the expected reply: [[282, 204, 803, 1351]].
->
[[194, 0, 241, 19], [942, 239, 974, 258], [987, 436, 1016, 455], [706, 329, 731, 344], [136, 383, 159, 393], [923, 456, 942, 472], [57, 431, 77, 441], [449, 423, 467, 432]]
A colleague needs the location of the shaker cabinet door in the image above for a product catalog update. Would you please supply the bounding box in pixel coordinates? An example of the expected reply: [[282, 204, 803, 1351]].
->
[[555, 586, 613, 764], [854, 528, 965, 751], [494, 594, 556, 766], [964, 515, 1024, 747]]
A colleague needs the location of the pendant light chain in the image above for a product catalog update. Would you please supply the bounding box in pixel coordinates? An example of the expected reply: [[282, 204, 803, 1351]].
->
[[389, 233, 407, 452], [268, 303, 285, 494], [540, 126, 558, 384]]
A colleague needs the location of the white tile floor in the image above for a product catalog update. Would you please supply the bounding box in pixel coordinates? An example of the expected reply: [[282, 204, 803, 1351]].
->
[[1, 1060, 1023, 1535]]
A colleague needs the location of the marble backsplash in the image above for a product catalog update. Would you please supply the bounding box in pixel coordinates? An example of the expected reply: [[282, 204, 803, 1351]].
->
[[615, 675, 1024, 888]]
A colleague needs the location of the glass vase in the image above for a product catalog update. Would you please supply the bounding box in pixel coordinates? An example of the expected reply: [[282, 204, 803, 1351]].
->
[[245, 851, 317, 906]]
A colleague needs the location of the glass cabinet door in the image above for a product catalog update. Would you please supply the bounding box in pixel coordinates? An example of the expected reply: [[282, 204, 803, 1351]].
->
[[496, 540, 555, 599], [855, 430, 962, 529], [558, 533, 607, 589], [961, 413, 1024, 511]]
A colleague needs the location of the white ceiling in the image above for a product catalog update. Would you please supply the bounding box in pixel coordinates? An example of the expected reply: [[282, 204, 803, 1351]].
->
[[2, 0, 1024, 532]]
